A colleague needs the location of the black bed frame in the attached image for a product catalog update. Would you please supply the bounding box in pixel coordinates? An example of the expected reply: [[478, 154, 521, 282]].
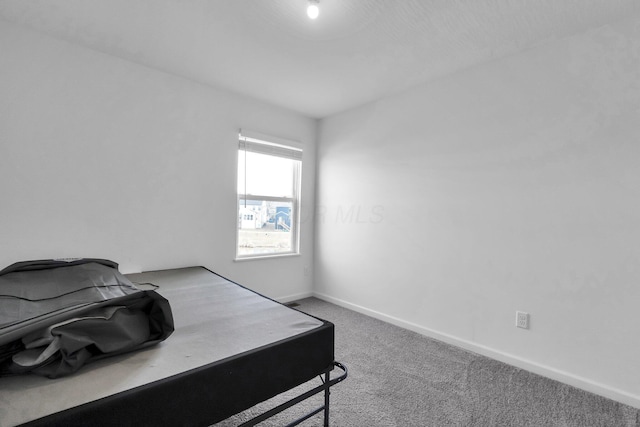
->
[[21, 361, 348, 427], [239, 361, 348, 427], [15, 267, 348, 427]]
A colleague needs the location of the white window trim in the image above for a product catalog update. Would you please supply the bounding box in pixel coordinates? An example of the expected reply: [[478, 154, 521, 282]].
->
[[239, 129, 303, 152], [235, 130, 302, 261]]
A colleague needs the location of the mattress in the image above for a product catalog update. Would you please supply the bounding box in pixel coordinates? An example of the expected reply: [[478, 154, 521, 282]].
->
[[0, 267, 335, 426]]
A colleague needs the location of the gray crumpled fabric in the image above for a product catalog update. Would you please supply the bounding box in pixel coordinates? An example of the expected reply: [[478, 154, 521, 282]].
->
[[0, 259, 174, 378]]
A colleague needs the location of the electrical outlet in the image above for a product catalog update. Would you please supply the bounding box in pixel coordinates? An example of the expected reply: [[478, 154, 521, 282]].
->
[[516, 311, 529, 329]]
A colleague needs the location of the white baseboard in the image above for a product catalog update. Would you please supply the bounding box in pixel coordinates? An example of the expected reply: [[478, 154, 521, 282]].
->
[[313, 291, 640, 409], [275, 291, 313, 304]]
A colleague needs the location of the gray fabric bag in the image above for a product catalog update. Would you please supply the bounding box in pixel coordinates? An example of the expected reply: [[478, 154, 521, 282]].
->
[[0, 259, 174, 378]]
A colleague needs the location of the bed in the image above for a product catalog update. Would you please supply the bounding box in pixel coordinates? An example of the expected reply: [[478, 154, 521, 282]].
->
[[0, 266, 347, 426]]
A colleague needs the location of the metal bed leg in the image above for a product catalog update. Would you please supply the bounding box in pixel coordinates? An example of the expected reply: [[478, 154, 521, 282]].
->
[[323, 370, 330, 427]]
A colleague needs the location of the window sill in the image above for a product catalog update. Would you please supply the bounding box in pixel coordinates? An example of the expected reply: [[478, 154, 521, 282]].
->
[[234, 253, 300, 262]]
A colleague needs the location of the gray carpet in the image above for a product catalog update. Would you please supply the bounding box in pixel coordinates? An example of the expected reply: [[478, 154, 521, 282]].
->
[[215, 297, 640, 426]]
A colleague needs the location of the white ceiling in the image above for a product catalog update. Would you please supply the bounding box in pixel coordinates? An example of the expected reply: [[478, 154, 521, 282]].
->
[[0, 0, 638, 118]]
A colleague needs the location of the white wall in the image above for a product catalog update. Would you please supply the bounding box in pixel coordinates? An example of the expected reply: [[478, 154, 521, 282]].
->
[[0, 20, 316, 301], [316, 15, 640, 406]]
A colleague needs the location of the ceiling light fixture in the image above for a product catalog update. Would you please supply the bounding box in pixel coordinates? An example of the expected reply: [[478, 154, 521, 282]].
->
[[307, 0, 319, 20]]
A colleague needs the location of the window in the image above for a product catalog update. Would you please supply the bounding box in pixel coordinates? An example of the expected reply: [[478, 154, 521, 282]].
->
[[236, 132, 302, 259]]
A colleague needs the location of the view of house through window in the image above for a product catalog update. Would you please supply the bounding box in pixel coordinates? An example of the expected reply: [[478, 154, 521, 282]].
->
[[237, 134, 302, 258]]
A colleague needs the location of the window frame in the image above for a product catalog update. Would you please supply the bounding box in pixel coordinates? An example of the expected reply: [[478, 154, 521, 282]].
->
[[235, 132, 302, 260]]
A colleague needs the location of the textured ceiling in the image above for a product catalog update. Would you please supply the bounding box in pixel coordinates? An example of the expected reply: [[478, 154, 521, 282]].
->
[[0, 0, 638, 118]]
